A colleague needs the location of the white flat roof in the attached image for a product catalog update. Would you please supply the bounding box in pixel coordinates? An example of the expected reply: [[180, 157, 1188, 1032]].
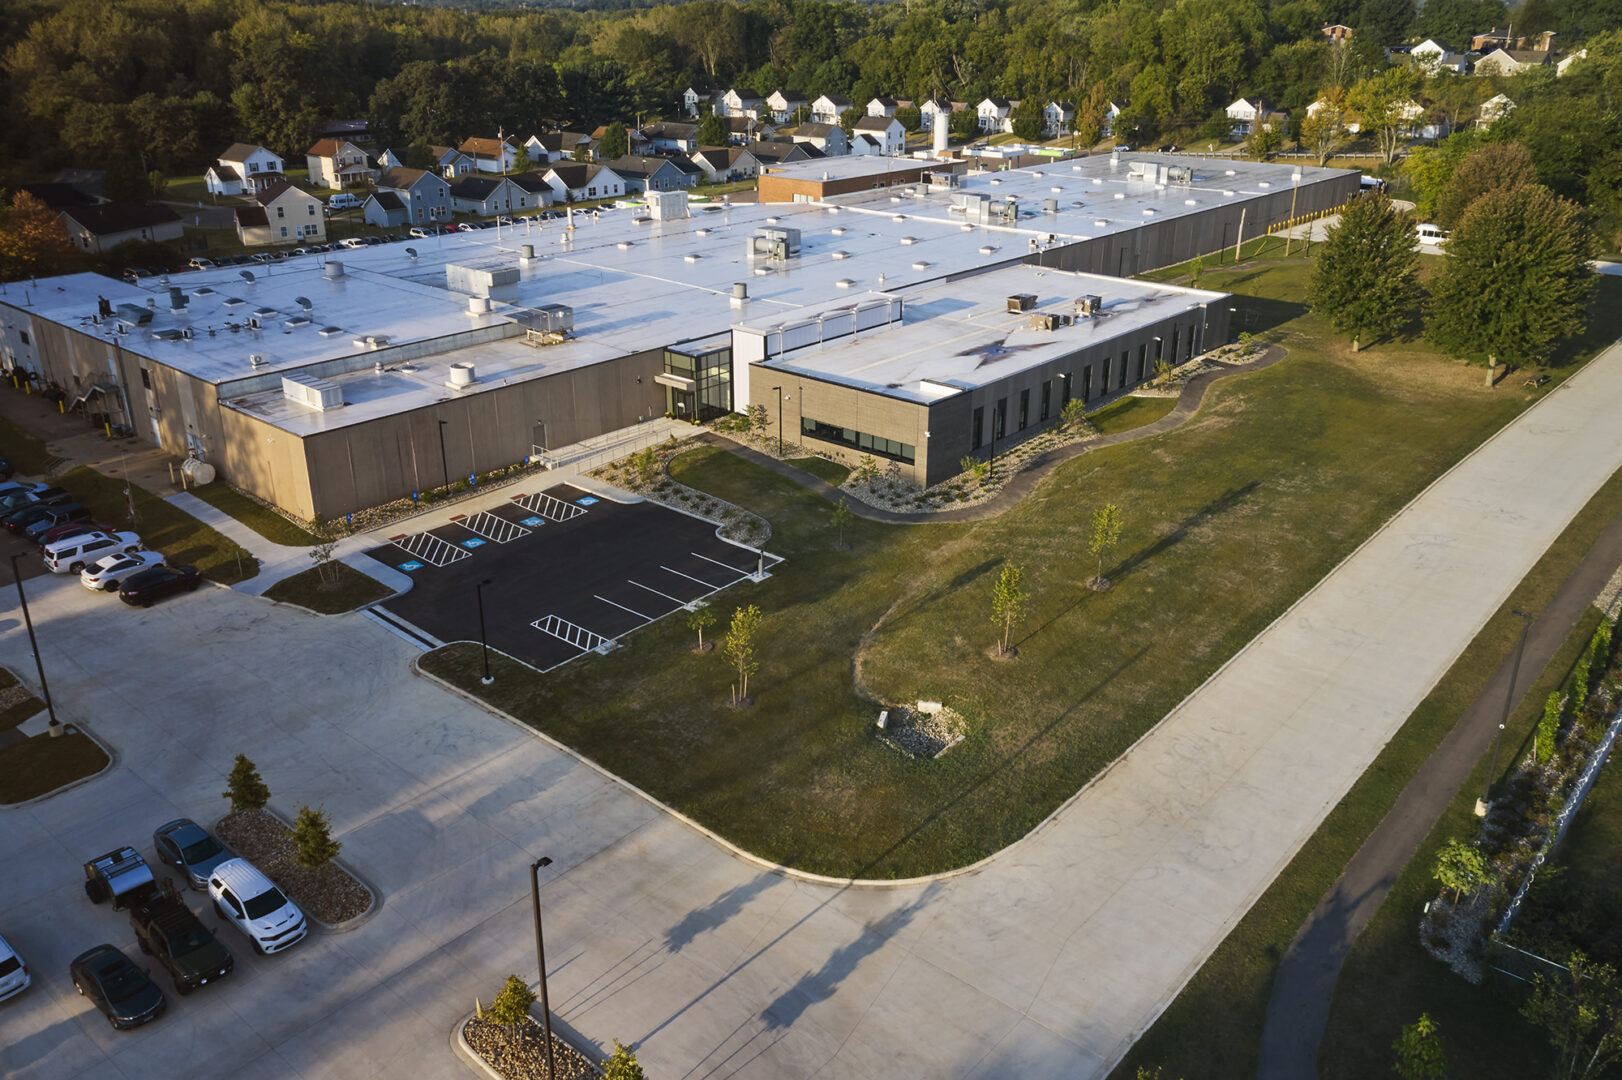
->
[[751, 266, 1229, 404], [760, 155, 953, 182]]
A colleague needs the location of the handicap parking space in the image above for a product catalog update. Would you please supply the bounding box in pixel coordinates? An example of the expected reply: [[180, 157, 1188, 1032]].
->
[[370, 485, 780, 671]]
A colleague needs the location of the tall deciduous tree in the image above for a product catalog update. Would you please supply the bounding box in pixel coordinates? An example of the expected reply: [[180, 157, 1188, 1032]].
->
[[1434, 141, 1538, 229], [1432, 838, 1489, 901], [1392, 1013, 1447, 1080], [1300, 88, 1347, 166], [599, 122, 629, 162], [1306, 192, 1421, 352], [722, 604, 761, 705], [990, 561, 1027, 657], [696, 112, 727, 147], [1522, 952, 1622, 1079], [1089, 503, 1124, 589], [1348, 67, 1420, 164], [0, 192, 75, 282], [1011, 98, 1045, 141], [1427, 183, 1595, 386]]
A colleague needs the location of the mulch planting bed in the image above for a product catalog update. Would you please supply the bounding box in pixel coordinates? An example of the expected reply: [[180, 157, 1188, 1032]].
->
[[463, 1015, 600, 1079], [216, 809, 372, 924]]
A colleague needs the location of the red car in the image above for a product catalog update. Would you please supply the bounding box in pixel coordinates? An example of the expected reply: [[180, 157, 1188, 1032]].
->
[[36, 520, 115, 549]]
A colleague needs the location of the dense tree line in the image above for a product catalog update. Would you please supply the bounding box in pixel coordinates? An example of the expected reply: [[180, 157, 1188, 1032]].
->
[[1, 0, 1617, 187]]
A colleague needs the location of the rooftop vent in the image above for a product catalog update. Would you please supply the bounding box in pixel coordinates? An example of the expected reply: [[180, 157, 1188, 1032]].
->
[[352, 334, 390, 349], [1142, 208, 1156, 216], [324, 261, 345, 279], [222, 296, 245, 307], [831, 226, 848, 236], [1185, 198, 1198, 205], [253, 307, 277, 318], [1223, 190, 1236, 197], [294, 296, 312, 311], [1225, 169, 1236, 176], [318, 326, 344, 337], [1259, 181, 1272, 189], [446, 362, 475, 389], [239, 270, 255, 283], [831, 250, 852, 260], [1076, 295, 1104, 316], [405, 247, 418, 260], [978, 245, 999, 256], [192, 286, 215, 296], [249, 354, 267, 369], [684, 254, 702, 263], [282, 371, 343, 411], [766, 215, 780, 224], [1095, 220, 1109, 228], [153, 328, 184, 341], [696, 228, 712, 237], [1050, 186, 1063, 194], [912, 261, 932, 270], [1113, 193, 1125, 200], [1006, 293, 1037, 313], [285, 316, 313, 328], [891, 214, 906, 223], [835, 279, 856, 289], [900, 236, 918, 245]]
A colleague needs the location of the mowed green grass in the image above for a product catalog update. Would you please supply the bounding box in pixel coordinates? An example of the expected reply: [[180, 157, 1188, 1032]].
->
[[189, 483, 321, 547], [59, 466, 258, 585], [1087, 394, 1178, 434], [421, 256, 1595, 879], [264, 562, 392, 614], [785, 456, 851, 486]]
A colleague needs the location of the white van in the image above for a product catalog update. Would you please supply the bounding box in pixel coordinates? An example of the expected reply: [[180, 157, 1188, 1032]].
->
[[327, 193, 362, 211], [339, 237, 368, 249], [42, 530, 142, 574], [1416, 223, 1448, 247], [208, 859, 307, 955]]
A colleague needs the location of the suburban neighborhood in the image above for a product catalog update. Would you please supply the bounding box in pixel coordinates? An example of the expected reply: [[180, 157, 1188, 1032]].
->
[[0, 1, 1620, 1079]]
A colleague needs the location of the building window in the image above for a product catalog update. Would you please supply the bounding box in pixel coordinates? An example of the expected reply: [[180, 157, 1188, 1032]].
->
[[20, 331, 30, 346], [1060, 373, 1072, 408], [1102, 356, 1113, 392], [1081, 367, 1092, 401], [1018, 389, 1029, 431], [971, 406, 984, 450], [801, 417, 915, 463], [1121, 350, 1130, 386], [1040, 380, 1051, 422], [139, 367, 151, 389], [280, 226, 288, 237], [307, 204, 316, 216], [276, 206, 285, 219], [1138, 343, 1148, 381]]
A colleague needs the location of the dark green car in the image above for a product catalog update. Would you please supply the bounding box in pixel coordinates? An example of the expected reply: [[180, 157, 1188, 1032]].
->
[[129, 891, 233, 995]]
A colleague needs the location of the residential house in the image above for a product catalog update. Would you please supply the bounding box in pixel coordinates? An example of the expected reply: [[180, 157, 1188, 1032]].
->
[[1473, 48, 1554, 76], [234, 180, 325, 247], [460, 136, 519, 174], [591, 125, 650, 156], [1225, 97, 1285, 137], [605, 154, 702, 193], [724, 116, 774, 145], [1394, 99, 1450, 140], [977, 99, 1017, 134], [747, 140, 818, 166], [362, 191, 409, 228], [1306, 97, 1360, 133], [525, 131, 593, 164], [58, 204, 182, 254], [811, 94, 853, 124], [1558, 49, 1587, 76], [719, 88, 763, 118], [430, 146, 475, 179], [1410, 40, 1468, 73], [1043, 100, 1076, 137], [867, 97, 901, 117], [508, 173, 555, 207], [377, 148, 410, 170], [851, 115, 906, 156], [918, 98, 954, 132], [316, 119, 371, 144], [691, 146, 760, 183], [683, 86, 718, 118], [449, 176, 533, 215], [642, 122, 698, 155], [1321, 23, 1354, 43], [1478, 93, 1516, 126], [540, 163, 624, 203], [767, 91, 808, 123], [305, 139, 374, 189], [791, 122, 849, 157], [20, 182, 95, 211], [207, 144, 284, 196], [1470, 28, 1556, 52], [377, 167, 452, 224], [1102, 101, 1125, 137]]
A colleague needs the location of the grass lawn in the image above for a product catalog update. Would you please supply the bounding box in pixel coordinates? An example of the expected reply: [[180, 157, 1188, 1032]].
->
[[1087, 394, 1178, 434], [0, 731, 109, 804], [0, 668, 43, 732], [786, 456, 851, 486], [189, 483, 321, 546], [421, 256, 1621, 879], [264, 562, 392, 614], [58, 466, 258, 585], [0, 411, 57, 476]]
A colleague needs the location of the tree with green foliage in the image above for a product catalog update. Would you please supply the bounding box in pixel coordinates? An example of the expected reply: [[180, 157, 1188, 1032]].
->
[[1059, 397, 1089, 432], [1393, 1012, 1447, 1080], [404, 140, 436, 171], [0, 192, 76, 283], [1432, 838, 1489, 902], [838, 106, 864, 136], [292, 805, 341, 869], [1435, 141, 1538, 230], [1306, 193, 1420, 353], [223, 754, 271, 814], [599, 122, 629, 162], [1349, 68, 1420, 164], [1427, 183, 1595, 386], [511, 145, 532, 175], [722, 605, 762, 705], [1522, 951, 1622, 1079], [1537, 691, 1563, 764], [990, 561, 1027, 657], [1089, 503, 1124, 589], [1299, 88, 1346, 166], [631, 445, 660, 486], [488, 974, 536, 1046], [1403, 130, 1484, 222], [1011, 98, 1045, 141], [950, 107, 980, 142], [604, 1040, 647, 1080], [831, 497, 853, 548], [687, 604, 715, 651], [894, 105, 920, 132]]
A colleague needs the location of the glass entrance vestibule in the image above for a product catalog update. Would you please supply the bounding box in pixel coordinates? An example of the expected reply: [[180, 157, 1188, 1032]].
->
[[659, 344, 733, 422]]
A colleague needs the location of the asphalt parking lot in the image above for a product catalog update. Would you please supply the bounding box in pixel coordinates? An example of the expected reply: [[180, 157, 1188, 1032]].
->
[[371, 484, 781, 670]]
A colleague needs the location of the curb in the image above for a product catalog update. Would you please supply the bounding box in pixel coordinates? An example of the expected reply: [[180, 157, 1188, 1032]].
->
[[212, 806, 382, 933], [450, 1009, 606, 1080], [0, 720, 117, 810]]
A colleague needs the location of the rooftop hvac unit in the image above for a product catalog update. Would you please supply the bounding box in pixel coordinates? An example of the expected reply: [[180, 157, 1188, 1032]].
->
[[534, 304, 573, 334], [1076, 295, 1104, 316], [1006, 293, 1037, 313], [1028, 312, 1073, 331], [747, 226, 802, 261], [1167, 166, 1194, 184], [446, 362, 476, 389], [114, 304, 153, 326], [281, 372, 343, 411]]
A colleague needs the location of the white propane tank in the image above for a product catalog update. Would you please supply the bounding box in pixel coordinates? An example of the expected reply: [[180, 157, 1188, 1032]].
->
[[180, 458, 216, 486]]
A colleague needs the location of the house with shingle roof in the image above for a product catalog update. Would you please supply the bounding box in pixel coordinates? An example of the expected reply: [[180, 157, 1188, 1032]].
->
[[540, 163, 624, 202], [59, 204, 182, 254], [459, 136, 519, 174], [691, 146, 760, 182], [524, 132, 594, 164], [233, 180, 325, 247], [362, 191, 408, 228], [378, 167, 452, 223], [430, 146, 475, 179], [305, 139, 374, 189], [852, 115, 905, 155], [604, 155, 701, 193], [207, 144, 284, 196], [766, 91, 808, 123], [811, 94, 853, 124], [449, 175, 535, 215], [790, 122, 849, 156]]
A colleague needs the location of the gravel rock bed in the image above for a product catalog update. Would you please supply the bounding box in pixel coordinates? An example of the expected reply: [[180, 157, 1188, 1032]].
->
[[463, 1015, 600, 1080], [216, 809, 372, 925], [882, 704, 967, 759], [592, 443, 772, 547]]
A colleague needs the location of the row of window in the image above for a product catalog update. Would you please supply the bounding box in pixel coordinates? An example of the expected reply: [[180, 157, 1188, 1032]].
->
[[801, 418, 916, 463]]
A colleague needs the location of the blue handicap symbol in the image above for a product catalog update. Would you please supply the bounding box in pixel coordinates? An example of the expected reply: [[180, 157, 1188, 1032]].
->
[[461, 538, 486, 549], [521, 516, 544, 527], [576, 496, 598, 506], [398, 561, 423, 572]]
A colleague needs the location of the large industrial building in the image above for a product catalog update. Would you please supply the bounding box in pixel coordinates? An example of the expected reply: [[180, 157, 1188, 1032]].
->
[[0, 153, 1357, 519]]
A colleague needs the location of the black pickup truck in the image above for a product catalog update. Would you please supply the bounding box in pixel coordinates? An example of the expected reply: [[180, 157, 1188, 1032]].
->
[[129, 885, 234, 995]]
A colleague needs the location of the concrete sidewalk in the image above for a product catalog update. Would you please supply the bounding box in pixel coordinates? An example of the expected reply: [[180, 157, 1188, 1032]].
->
[[5, 340, 1622, 1079]]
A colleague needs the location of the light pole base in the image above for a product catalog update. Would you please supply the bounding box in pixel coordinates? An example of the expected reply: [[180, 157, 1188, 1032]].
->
[[1474, 797, 1490, 817], [481, 676, 495, 685]]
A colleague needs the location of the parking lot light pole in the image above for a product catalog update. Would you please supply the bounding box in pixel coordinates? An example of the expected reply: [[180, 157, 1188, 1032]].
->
[[1479, 610, 1532, 813], [9, 554, 57, 726], [529, 856, 557, 1080], [436, 419, 450, 489], [475, 578, 494, 684]]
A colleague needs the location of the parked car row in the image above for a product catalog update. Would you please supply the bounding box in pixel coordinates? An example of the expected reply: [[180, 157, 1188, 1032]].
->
[[57, 822, 308, 1031]]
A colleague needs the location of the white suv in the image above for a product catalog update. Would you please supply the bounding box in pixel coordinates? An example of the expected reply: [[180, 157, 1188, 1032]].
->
[[0, 931, 29, 1002], [207, 859, 307, 955], [42, 531, 142, 574]]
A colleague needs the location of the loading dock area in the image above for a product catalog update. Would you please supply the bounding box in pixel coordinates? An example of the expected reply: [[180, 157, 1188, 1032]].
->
[[372, 486, 781, 670]]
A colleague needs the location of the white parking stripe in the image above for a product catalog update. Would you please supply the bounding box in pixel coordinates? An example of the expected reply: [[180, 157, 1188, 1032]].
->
[[629, 579, 690, 608], [660, 564, 716, 587], [594, 594, 653, 622]]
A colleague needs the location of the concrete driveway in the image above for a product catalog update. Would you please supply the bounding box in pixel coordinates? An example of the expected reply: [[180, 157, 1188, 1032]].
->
[[6, 339, 1622, 1078]]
